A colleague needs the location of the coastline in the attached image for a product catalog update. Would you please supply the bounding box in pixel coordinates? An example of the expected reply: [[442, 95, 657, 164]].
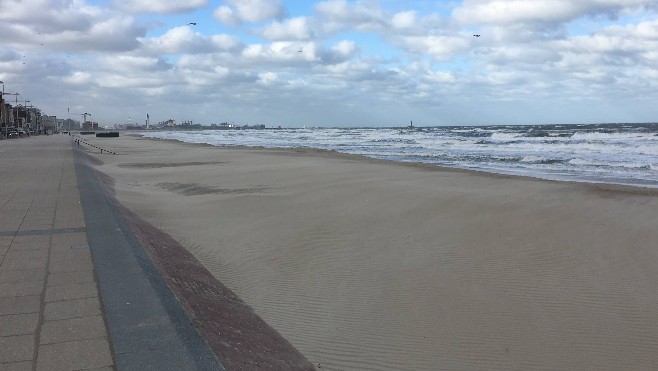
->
[[130, 133, 658, 196], [80, 134, 658, 370]]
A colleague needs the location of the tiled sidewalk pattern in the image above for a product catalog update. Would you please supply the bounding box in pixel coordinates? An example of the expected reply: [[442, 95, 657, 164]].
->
[[0, 136, 113, 370]]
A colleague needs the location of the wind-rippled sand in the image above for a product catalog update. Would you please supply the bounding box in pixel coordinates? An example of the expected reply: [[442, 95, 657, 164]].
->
[[86, 135, 658, 370]]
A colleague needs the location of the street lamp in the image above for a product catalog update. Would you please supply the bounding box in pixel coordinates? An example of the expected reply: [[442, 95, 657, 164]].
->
[[0, 81, 4, 126]]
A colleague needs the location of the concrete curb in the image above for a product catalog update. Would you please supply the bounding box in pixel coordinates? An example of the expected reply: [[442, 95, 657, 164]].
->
[[74, 145, 224, 371]]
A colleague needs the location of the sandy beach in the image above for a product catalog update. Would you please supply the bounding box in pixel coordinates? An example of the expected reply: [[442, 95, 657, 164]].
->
[[80, 134, 658, 370]]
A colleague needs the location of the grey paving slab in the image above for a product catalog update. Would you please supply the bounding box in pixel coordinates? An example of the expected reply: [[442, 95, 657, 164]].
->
[[0, 281, 44, 298], [5, 242, 49, 251], [0, 269, 46, 284], [0, 255, 48, 270], [0, 313, 39, 336], [4, 249, 49, 261], [10, 235, 50, 246], [0, 335, 34, 363], [0, 295, 40, 316], [0, 361, 32, 371], [50, 233, 88, 250], [36, 338, 113, 371], [44, 297, 101, 321], [47, 270, 96, 287], [39, 315, 107, 345], [44, 282, 98, 302], [0, 237, 12, 247], [48, 250, 93, 273]]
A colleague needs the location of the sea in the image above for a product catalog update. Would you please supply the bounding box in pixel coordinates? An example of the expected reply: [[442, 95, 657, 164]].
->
[[141, 123, 658, 188]]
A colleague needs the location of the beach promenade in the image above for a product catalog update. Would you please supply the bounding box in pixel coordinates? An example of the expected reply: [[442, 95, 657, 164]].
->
[[0, 135, 113, 370], [0, 135, 222, 370]]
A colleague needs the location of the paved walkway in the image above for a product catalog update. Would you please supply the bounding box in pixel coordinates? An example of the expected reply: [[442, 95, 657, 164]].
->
[[1, 135, 222, 370], [1, 135, 113, 370]]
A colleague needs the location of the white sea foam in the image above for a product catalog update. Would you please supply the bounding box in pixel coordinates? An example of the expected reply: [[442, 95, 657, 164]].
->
[[142, 124, 658, 188]]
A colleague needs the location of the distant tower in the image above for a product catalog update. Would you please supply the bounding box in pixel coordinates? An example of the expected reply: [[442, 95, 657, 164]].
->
[[146, 113, 150, 129]]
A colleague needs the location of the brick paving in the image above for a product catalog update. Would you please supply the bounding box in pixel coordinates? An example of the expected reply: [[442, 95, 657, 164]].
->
[[0, 135, 113, 370]]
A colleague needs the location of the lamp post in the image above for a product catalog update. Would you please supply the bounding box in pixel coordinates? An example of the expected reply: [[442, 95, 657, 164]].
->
[[22, 100, 30, 130], [0, 81, 4, 127]]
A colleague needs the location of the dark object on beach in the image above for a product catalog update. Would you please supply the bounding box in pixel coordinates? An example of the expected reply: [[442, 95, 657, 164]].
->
[[96, 132, 119, 138], [80, 131, 95, 135]]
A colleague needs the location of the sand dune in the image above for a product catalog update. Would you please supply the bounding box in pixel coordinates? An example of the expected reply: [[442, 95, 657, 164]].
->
[[83, 135, 658, 370]]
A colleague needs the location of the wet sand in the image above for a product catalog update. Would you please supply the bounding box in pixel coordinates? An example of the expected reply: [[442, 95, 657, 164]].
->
[[82, 134, 658, 370]]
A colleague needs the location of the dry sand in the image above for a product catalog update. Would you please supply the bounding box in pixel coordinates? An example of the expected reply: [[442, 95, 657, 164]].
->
[[81, 134, 658, 370]]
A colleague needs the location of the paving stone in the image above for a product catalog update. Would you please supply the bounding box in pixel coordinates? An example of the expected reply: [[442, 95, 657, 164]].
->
[[0, 237, 13, 248], [48, 250, 93, 273], [0, 281, 44, 298], [0, 335, 34, 363], [44, 297, 101, 321], [40, 315, 107, 345], [50, 233, 88, 250], [0, 361, 32, 371], [0, 255, 48, 270], [47, 270, 96, 287], [0, 245, 8, 256], [4, 249, 49, 261], [5, 244, 49, 253], [36, 338, 113, 371], [0, 313, 39, 336], [10, 236, 50, 246], [0, 269, 46, 284], [44, 282, 98, 302], [18, 224, 52, 232], [0, 296, 40, 316]]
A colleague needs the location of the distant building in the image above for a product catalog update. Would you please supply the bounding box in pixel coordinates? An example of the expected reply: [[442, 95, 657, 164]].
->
[[42, 115, 57, 133], [82, 121, 99, 130]]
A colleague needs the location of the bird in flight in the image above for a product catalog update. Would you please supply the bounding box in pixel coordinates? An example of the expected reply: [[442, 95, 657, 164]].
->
[[298, 48, 303, 53], [473, 34, 481, 37], [189, 22, 197, 25]]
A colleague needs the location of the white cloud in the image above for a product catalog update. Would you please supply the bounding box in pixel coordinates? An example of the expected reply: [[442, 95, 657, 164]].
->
[[0, 0, 144, 52], [258, 71, 278, 85], [398, 35, 470, 60], [453, 0, 656, 25], [142, 27, 213, 54], [113, 0, 208, 14], [331, 40, 357, 56], [214, 0, 283, 25], [261, 17, 314, 40], [63, 71, 91, 85], [315, 0, 387, 32], [213, 6, 240, 25], [391, 11, 417, 29]]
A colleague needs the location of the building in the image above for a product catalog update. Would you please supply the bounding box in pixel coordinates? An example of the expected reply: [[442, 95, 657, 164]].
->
[[42, 115, 57, 134], [82, 121, 99, 131]]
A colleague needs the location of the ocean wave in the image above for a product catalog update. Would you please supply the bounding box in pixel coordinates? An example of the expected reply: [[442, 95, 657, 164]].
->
[[520, 156, 565, 164], [141, 123, 658, 187]]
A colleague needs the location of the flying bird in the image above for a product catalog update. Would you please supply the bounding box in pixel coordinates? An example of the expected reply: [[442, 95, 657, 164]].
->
[[189, 22, 197, 25], [473, 34, 481, 37]]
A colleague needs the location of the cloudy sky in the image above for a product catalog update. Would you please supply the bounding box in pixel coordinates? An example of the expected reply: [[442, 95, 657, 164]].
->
[[1, 0, 657, 127]]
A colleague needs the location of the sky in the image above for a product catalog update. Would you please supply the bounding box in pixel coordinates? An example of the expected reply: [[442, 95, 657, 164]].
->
[[1, 0, 657, 127]]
